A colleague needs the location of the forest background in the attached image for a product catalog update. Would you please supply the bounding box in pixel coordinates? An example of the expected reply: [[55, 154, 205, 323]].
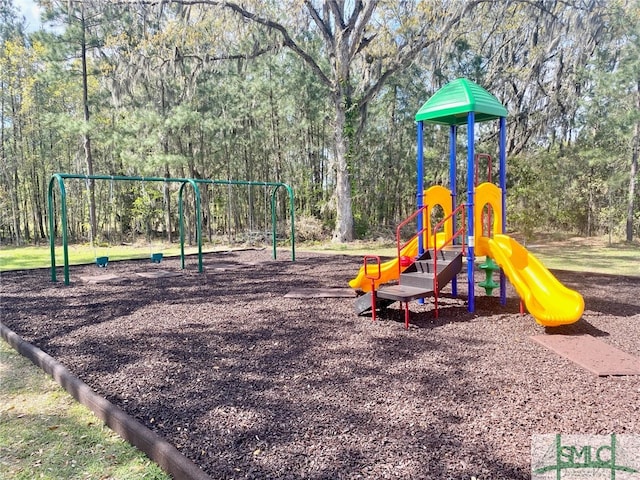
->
[[0, 0, 638, 248]]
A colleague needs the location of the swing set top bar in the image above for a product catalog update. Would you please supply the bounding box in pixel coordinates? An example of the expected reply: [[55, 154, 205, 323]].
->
[[48, 173, 296, 285], [54, 174, 293, 188], [54, 173, 193, 183], [190, 178, 296, 267]]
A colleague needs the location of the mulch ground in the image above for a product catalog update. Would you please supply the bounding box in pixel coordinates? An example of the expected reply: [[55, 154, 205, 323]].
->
[[1, 249, 640, 479]]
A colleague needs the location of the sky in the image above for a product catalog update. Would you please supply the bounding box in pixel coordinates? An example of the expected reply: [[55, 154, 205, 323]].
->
[[14, 0, 43, 32]]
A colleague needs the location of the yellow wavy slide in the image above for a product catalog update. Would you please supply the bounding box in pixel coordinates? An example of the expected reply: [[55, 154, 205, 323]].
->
[[476, 234, 584, 327]]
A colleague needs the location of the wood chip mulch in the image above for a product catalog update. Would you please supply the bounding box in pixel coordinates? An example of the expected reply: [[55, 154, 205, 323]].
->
[[2, 249, 639, 479]]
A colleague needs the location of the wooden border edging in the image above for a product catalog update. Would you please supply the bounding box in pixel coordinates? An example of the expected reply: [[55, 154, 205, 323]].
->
[[0, 322, 211, 480]]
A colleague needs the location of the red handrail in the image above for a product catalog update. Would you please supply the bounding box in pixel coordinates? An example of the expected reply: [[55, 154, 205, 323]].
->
[[475, 153, 492, 186], [395, 205, 430, 278], [363, 254, 382, 282], [432, 203, 466, 319]]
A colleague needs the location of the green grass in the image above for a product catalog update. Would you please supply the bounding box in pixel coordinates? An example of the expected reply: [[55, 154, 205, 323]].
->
[[0, 339, 170, 480], [3, 236, 639, 276], [527, 237, 640, 277], [300, 240, 398, 258], [300, 234, 640, 277], [0, 243, 210, 272]]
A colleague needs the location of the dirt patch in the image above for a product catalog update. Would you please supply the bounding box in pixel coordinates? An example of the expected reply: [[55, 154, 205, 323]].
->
[[1, 250, 639, 479]]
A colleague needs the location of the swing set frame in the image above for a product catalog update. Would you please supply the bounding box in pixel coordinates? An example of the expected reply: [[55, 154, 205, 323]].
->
[[48, 173, 296, 285]]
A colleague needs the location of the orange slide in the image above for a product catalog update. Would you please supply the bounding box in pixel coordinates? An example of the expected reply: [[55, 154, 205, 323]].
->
[[349, 231, 449, 292], [348, 237, 419, 292], [476, 234, 584, 327]]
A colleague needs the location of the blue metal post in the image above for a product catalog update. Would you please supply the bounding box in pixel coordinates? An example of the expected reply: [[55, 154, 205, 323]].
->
[[449, 125, 458, 296], [499, 116, 507, 305], [416, 121, 425, 255], [467, 112, 476, 313]]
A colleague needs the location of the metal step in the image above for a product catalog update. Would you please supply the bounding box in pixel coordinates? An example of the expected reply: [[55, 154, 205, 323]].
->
[[400, 251, 463, 292], [376, 284, 434, 302], [353, 248, 464, 317], [414, 259, 452, 274], [431, 252, 463, 292], [399, 249, 432, 274], [428, 246, 464, 262], [399, 271, 435, 289]]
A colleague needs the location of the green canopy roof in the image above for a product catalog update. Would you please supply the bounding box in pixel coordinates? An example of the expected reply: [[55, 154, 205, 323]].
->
[[415, 78, 508, 125]]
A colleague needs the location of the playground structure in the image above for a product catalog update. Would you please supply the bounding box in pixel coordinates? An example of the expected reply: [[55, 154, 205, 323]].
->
[[350, 78, 585, 328], [48, 173, 296, 285]]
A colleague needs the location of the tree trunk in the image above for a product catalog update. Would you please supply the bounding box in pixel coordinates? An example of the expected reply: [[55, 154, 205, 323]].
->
[[160, 82, 173, 243], [9, 93, 21, 245], [80, 5, 97, 244], [0, 80, 20, 246], [331, 98, 354, 242], [164, 163, 173, 243], [11, 167, 20, 245], [627, 81, 639, 242]]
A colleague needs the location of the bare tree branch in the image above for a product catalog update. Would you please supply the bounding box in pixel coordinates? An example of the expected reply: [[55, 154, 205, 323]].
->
[[124, 0, 334, 88], [304, 0, 335, 50], [347, 0, 375, 61], [358, 0, 488, 112]]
